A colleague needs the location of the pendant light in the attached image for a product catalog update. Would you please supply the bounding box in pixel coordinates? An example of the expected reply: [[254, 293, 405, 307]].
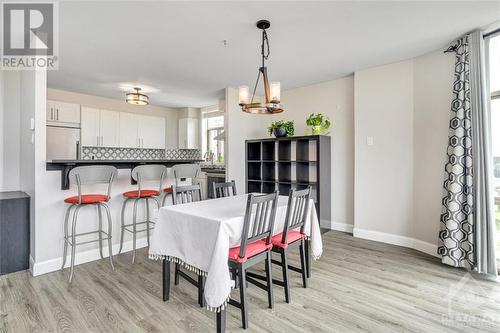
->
[[126, 87, 149, 106], [239, 20, 283, 114]]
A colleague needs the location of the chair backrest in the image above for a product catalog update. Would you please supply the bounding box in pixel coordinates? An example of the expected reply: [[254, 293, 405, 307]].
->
[[131, 165, 167, 193], [68, 165, 118, 199], [213, 180, 237, 198], [171, 164, 200, 185], [172, 184, 203, 205], [280, 187, 311, 244], [238, 191, 279, 259]]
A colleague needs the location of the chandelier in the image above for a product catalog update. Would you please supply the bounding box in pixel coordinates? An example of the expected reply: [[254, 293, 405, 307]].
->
[[239, 20, 283, 114], [126, 87, 149, 106]]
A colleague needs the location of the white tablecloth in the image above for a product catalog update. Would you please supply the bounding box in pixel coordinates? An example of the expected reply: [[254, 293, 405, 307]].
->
[[149, 194, 322, 311]]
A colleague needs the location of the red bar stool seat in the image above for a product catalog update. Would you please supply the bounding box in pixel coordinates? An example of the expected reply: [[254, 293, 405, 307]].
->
[[64, 194, 109, 204], [163, 186, 173, 193], [123, 190, 160, 198]]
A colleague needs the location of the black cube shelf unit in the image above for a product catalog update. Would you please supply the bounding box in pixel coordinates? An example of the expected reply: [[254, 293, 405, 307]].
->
[[245, 135, 331, 228]]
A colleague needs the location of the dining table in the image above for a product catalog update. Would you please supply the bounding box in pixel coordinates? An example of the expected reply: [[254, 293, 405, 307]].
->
[[149, 193, 323, 332]]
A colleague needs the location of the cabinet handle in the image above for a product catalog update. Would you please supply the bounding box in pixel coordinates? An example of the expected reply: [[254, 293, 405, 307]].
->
[[97, 135, 99, 146], [141, 138, 144, 147], [56, 108, 59, 120], [101, 136, 103, 147], [50, 108, 53, 120]]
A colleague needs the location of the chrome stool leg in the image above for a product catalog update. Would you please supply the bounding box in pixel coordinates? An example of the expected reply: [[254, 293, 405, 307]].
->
[[98, 204, 104, 259], [61, 204, 74, 270], [69, 205, 81, 284], [119, 198, 130, 254], [146, 198, 150, 248], [132, 198, 139, 264], [102, 203, 115, 270]]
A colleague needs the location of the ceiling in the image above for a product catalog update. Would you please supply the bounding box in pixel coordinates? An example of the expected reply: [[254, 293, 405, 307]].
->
[[48, 1, 500, 108]]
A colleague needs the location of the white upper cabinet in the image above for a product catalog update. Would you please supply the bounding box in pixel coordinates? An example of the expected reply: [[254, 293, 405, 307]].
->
[[178, 118, 199, 149], [47, 100, 80, 127], [119, 113, 166, 149], [100, 110, 120, 147], [81, 107, 120, 147], [119, 112, 139, 148], [81, 107, 100, 146], [139, 115, 166, 149]]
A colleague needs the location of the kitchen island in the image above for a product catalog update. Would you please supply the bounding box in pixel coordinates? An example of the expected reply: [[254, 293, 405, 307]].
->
[[47, 159, 203, 190]]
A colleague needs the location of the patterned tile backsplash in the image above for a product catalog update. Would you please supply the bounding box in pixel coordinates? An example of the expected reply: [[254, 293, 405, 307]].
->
[[81, 146, 201, 161]]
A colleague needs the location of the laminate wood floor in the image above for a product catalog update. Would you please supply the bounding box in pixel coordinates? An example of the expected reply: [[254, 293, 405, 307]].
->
[[1, 231, 500, 332]]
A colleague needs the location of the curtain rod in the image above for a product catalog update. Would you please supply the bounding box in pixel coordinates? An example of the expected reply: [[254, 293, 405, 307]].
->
[[484, 28, 500, 38]]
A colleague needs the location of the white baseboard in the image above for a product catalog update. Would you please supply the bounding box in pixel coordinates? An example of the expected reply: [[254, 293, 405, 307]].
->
[[331, 222, 354, 233], [32, 238, 148, 277], [353, 228, 439, 258]]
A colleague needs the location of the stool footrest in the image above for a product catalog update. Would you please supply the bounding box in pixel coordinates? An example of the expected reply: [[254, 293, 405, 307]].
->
[[64, 230, 111, 247]]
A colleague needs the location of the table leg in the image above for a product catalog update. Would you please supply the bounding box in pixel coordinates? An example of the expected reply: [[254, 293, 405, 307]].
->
[[216, 309, 226, 333], [305, 239, 311, 278], [163, 259, 170, 302]]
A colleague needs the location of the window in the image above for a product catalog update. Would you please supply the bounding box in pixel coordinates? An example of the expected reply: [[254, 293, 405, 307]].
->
[[201, 106, 225, 164], [487, 32, 500, 266]]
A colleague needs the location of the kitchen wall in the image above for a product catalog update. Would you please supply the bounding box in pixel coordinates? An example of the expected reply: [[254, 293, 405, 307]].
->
[[47, 88, 180, 149]]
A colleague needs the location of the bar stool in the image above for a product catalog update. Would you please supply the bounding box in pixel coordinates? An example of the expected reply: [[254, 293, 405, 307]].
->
[[119, 164, 166, 263], [161, 164, 201, 206], [61, 165, 118, 283]]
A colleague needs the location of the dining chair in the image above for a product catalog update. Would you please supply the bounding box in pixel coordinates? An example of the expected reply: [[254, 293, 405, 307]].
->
[[119, 165, 166, 264], [171, 184, 206, 306], [162, 164, 201, 206], [270, 188, 310, 302], [212, 180, 237, 198], [227, 191, 279, 329], [61, 165, 118, 283]]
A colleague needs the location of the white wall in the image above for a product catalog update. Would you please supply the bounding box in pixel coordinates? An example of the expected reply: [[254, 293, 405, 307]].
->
[[0, 71, 3, 190], [413, 51, 454, 246], [352, 51, 454, 256], [225, 49, 454, 257], [1, 72, 21, 191], [47, 88, 180, 149], [225, 87, 268, 191], [354, 60, 415, 240], [274, 77, 354, 230]]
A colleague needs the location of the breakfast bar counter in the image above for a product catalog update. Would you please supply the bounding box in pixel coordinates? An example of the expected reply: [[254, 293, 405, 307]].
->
[[47, 159, 203, 190]]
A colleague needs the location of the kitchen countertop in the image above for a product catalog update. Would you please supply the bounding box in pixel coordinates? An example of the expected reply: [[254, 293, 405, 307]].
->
[[47, 159, 204, 164], [46, 159, 204, 190]]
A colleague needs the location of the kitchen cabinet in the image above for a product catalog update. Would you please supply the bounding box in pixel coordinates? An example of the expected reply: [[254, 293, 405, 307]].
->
[[81, 107, 120, 147], [119, 113, 166, 149], [178, 118, 199, 149], [47, 100, 80, 127], [100, 110, 120, 147]]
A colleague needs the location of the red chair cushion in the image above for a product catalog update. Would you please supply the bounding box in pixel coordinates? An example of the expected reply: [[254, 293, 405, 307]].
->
[[64, 194, 109, 204], [272, 230, 305, 249], [163, 186, 173, 193], [228, 240, 272, 263], [123, 190, 160, 198]]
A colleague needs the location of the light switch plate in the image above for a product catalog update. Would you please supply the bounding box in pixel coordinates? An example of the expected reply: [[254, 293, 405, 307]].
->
[[366, 136, 374, 146]]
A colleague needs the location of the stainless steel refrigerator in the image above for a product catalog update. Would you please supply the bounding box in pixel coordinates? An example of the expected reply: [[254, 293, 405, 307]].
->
[[46, 125, 80, 160]]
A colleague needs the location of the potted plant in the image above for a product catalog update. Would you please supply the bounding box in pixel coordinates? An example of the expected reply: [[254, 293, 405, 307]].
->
[[306, 113, 331, 135], [267, 120, 294, 138]]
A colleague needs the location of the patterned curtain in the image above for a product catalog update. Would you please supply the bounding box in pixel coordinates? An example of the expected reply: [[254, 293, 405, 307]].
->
[[438, 31, 497, 275], [438, 35, 475, 269]]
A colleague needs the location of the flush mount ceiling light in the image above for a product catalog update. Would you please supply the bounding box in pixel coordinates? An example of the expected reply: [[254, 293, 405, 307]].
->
[[239, 20, 283, 114], [126, 87, 149, 106]]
